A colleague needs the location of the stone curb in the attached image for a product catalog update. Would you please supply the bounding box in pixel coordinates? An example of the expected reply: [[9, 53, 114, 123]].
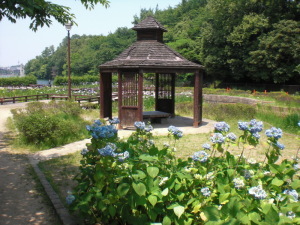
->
[[28, 156, 78, 225]]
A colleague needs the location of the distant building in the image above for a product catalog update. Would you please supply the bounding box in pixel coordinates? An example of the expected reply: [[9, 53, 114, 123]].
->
[[0, 64, 25, 77]]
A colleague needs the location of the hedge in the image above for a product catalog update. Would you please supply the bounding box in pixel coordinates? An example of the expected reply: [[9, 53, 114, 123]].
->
[[0, 76, 37, 86]]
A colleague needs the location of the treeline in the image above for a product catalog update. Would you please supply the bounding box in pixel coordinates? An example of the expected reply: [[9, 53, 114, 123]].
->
[[25, 0, 300, 85]]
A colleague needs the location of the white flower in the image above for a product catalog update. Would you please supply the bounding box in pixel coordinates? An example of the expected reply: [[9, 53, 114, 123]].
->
[[159, 177, 169, 186]]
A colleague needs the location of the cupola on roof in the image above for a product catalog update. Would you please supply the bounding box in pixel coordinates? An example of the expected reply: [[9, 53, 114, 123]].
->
[[132, 16, 168, 32]]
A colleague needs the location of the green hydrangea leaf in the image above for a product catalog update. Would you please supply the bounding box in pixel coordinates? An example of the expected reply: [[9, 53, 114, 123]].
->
[[174, 205, 185, 218], [132, 182, 146, 196], [117, 183, 130, 197], [147, 167, 159, 178]]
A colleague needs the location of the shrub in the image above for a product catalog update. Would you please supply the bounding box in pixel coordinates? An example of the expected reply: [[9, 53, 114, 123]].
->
[[68, 119, 300, 224], [11, 101, 88, 149], [0, 75, 37, 86]]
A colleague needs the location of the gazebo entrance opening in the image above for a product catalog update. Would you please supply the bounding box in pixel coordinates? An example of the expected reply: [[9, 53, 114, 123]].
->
[[117, 71, 176, 128]]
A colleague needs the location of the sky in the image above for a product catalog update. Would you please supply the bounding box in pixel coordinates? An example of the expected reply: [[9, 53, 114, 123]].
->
[[0, 0, 182, 67]]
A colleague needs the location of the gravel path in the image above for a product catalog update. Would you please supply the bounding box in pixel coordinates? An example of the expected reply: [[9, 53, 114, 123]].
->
[[0, 102, 61, 225]]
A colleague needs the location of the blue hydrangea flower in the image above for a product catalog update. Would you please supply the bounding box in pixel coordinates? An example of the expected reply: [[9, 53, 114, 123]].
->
[[283, 189, 299, 202], [248, 185, 267, 200], [202, 143, 211, 150], [134, 121, 145, 130], [201, 187, 211, 197], [226, 132, 237, 141], [298, 121, 300, 127], [192, 151, 209, 162], [109, 117, 120, 125], [115, 151, 130, 162], [249, 119, 263, 133], [81, 148, 89, 155], [233, 177, 245, 189], [66, 194, 75, 205], [274, 142, 285, 150], [210, 133, 225, 143], [144, 125, 154, 132], [238, 121, 249, 131], [265, 127, 283, 139], [168, 126, 183, 138], [293, 164, 300, 170], [98, 143, 116, 157], [252, 132, 260, 139], [94, 119, 102, 126], [214, 121, 230, 132], [243, 170, 254, 179], [87, 121, 118, 139]]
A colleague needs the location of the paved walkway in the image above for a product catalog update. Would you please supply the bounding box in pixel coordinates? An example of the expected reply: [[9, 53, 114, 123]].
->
[[0, 101, 215, 224], [0, 101, 61, 225]]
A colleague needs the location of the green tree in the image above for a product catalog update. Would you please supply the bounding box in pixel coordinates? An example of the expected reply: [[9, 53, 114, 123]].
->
[[0, 0, 109, 31], [248, 20, 300, 83]]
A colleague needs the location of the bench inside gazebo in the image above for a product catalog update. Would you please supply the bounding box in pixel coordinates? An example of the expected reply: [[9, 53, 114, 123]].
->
[[99, 16, 204, 129]]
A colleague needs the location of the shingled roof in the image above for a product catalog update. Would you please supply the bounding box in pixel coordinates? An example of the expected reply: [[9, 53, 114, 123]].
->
[[99, 16, 203, 71]]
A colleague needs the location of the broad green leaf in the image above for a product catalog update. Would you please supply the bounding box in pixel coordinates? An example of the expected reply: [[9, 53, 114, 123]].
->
[[162, 187, 169, 196], [237, 212, 249, 224], [271, 177, 284, 186], [265, 205, 279, 224], [162, 215, 172, 225], [200, 212, 207, 221], [139, 154, 158, 161], [109, 205, 116, 217], [219, 193, 230, 204], [291, 179, 300, 189], [132, 182, 146, 196], [177, 192, 185, 201], [249, 212, 261, 224], [147, 167, 159, 178], [148, 195, 158, 207], [167, 203, 179, 209], [203, 206, 220, 221], [174, 205, 185, 218], [117, 183, 130, 197], [132, 170, 147, 180], [192, 204, 201, 213]]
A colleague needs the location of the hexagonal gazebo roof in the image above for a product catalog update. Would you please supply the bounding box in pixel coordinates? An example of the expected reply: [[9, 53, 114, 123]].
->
[[99, 16, 204, 128]]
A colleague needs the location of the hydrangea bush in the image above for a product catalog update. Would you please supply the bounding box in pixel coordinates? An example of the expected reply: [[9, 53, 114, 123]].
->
[[68, 119, 300, 225]]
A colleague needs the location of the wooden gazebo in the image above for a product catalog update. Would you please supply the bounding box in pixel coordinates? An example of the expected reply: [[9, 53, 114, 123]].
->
[[99, 16, 204, 128]]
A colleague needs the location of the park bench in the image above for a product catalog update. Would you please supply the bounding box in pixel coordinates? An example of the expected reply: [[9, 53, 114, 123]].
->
[[50, 95, 69, 100], [75, 95, 100, 104], [143, 111, 171, 123]]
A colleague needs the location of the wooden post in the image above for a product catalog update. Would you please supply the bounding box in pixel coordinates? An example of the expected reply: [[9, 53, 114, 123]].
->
[[118, 71, 123, 129], [171, 73, 175, 117], [100, 72, 112, 119], [155, 73, 159, 111], [137, 72, 143, 122], [193, 70, 202, 127]]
